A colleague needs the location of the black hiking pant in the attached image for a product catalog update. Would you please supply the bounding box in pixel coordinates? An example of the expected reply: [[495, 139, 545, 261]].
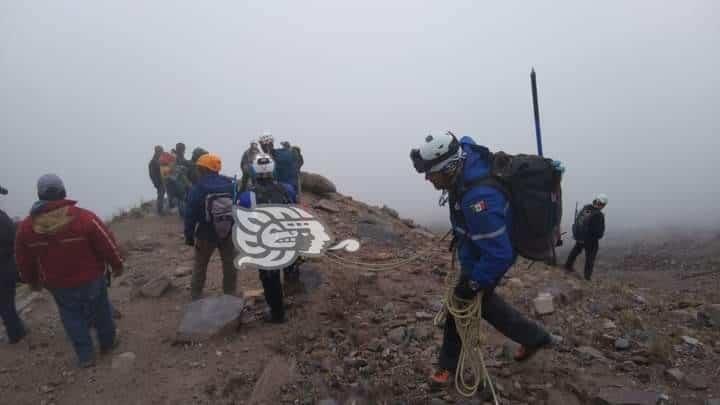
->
[[259, 270, 284, 319], [155, 185, 166, 214], [565, 240, 599, 280], [438, 291, 550, 371]]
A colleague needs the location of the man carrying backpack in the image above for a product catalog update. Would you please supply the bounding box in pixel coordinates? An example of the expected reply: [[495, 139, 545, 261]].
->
[[410, 131, 552, 387], [184, 154, 238, 301], [565, 194, 607, 281], [237, 154, 297, 323]]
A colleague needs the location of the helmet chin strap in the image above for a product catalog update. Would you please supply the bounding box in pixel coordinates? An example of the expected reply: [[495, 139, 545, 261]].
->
[[437, 158, 464, 207]]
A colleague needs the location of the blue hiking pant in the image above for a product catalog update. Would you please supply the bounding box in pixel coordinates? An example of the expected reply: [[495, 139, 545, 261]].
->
[[0, 269, 26, 343], [49, 277, 116, 365]]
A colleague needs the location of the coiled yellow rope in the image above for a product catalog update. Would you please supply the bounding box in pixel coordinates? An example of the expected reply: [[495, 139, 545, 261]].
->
[[434, 264, 499, 402]]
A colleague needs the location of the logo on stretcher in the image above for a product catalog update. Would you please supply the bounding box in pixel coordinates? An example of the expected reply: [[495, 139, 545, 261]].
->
[[232, 205, 360, 271]]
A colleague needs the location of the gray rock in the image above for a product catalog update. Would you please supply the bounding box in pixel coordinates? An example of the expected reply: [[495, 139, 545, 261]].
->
[[383, 303, 395, 313], [681, 335, 701, 346], [381, 205, 399, 218], [576, 346, 608, 362], [533, 293, 555, 315], [318, 400, 339, 405], [343, 357, 367, 368], [111, 352, 136, 371], [249, 356, 298, 405], [388, 327, 406, 345], [367, 339, 384, 352], [593, 388, 660, 405], [313, 200, 341, 214], [698, 304, 720, 329], [300, 172, 336, 195], [706, 399, 720, 405], [414, 326, 433, 341], [557, 286, 584, 305], [357, 220, 399, 243], [684, 372, 709, 391], [664, 368, 684, 383], [140, 275, 172, 298], [176, 295, 245, 342], [358, 271, 378, 285], [174, 266, 192, 278], [415, 311, 434, 320], [614, 338, 631, 351]]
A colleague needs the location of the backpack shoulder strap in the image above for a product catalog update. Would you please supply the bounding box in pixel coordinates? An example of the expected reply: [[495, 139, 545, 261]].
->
[[458, 175, 509, 202]]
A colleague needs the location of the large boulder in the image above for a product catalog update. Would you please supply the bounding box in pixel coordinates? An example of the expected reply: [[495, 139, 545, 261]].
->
[[300, 172, 337, 195], [176, 295, 245, 342]]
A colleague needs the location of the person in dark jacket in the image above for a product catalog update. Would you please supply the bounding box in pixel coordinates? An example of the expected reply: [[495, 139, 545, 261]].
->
[[184, 154, 237, 300], [188, 147, 209, 185], [148, 145, 166, 214], [258, 132, 302, 193], [0, 187, 27, 344], [15, 175, 124, 367], [239, 142, 260, 192], [410, 131, 551, 387], [237, 154, 297, 323], [565, 194, 607, 281]]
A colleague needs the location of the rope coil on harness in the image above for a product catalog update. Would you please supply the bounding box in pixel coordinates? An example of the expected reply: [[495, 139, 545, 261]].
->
[[433, 253, 499, 402]]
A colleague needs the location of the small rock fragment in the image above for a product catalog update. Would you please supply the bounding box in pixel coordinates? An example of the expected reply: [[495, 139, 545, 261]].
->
[[533, 293, 555, 315]]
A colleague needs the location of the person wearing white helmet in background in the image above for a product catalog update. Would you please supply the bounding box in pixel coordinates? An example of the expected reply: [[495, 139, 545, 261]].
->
[[236, 153, 299, 323], [566, 193, 608, 281], [257, 131, 303, 198]]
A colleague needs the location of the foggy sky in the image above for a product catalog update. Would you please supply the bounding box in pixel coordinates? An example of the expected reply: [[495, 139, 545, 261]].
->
[[2, 1, 719, 236]]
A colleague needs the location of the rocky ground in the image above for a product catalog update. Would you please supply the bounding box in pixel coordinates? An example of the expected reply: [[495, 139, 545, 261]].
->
[[1, 184, 719, 404]]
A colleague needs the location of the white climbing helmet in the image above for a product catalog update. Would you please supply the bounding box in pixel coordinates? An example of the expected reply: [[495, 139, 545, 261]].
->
[[252, 153, 275, 178], [259, 130, 274, 146], [410, 130, 461, 174], [593, 193, 609, 207]]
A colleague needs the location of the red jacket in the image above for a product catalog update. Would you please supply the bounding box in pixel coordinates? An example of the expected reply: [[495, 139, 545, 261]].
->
[[15, 200, 123, 289]]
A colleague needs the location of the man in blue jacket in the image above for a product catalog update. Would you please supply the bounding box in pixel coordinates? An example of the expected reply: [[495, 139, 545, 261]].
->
[[411, 131, 551, 386], [258, 132, 303, 193], [184, 154, 238, 301], [237, 154, 297, 323]]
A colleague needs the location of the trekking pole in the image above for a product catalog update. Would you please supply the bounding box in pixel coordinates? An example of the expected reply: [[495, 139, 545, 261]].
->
[[530, 68, 543, 157]]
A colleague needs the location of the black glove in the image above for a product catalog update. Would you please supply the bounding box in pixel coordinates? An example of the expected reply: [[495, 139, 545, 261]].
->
[[454, 276, 480, 300], [185, 238, 195, 247]]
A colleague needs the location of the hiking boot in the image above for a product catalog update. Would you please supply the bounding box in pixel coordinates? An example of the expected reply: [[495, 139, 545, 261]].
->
[[100, 334, 120, 355], [79, 359, 96, 369], [8, 328, 29, 345], [262, 310, 287, 324], [428, 369, 452, 390], [514, 337, 552, 362]]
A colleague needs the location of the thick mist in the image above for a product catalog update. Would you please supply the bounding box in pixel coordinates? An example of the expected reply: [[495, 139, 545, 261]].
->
[[2, 1, 719, 237]]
